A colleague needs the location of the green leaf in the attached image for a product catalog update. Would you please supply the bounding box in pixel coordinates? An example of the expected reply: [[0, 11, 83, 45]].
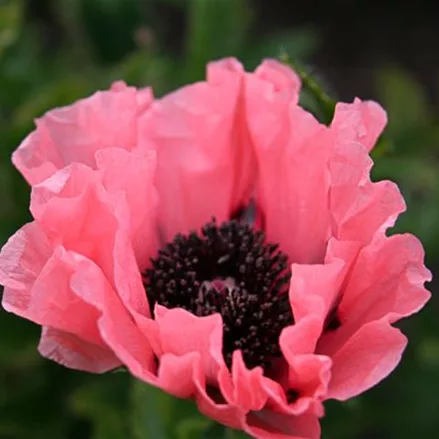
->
[[282, 55, 336, 124]]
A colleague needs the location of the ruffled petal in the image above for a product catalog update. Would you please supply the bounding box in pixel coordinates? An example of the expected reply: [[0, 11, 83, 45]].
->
[[279, 318, 332, 415], [245, 63, 331, 264], [217, 350, 268, 412], [154, 332, 247, 430], [289, 259, 345, 328], [253, 60, 301, 98], [0, 222, 52, 313], [1, 230, 102, 343], [30, 164, 121, 282], [245, 60, 301, 148], [149, 305, 224, 382], [70, 255, 157, 383], [30, 163, 152, 318], [163, 352, 247, 431], [196, 388, 246, 431], [283, 354, 331, 417], [0, 225, 119, 372], [342, 234, 431, 324], [331, 98, 387, 152], [328, 141, 406, 243], [38, 326, 121, 373], [13, 82, 151, 185], [319, 234, 431, 357], [156, 353, 200, 398], [245, 410, 321, 439], [247, 73, 400, 264], [286, 243, 351, 349], [1, 162, 156, 374], [22, 247, 103, 344], [279, 326, 332, 416], [139, 57, 255, 241], [95, 147, 158, 268], [325, 320, 407, 400], [315, 233, 430, 400]]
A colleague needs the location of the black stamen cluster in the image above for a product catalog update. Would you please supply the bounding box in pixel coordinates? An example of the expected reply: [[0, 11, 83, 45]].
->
[[144, 219, 294, 370]]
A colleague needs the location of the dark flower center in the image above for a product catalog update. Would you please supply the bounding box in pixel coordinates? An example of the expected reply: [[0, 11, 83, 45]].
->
[[144, 219, 294, 370]]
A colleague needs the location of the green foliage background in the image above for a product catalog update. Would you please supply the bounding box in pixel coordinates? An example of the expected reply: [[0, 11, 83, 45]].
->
[[0, 1, 438, 438]]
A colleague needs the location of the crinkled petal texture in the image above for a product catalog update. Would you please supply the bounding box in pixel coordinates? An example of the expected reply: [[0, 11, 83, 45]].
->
[[243, 60, 430, 414], [281, 235, 431, 406], [245, 67, 404, 263], [12, 81, 153, 186], [317, 234, 431, 400], [139, 58, 258, 241], [0, 58, 431, 439], [0, 160, 158, 374]]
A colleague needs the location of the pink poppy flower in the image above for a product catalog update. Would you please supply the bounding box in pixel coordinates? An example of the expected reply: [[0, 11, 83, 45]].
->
[[0, 59, 431, 439]]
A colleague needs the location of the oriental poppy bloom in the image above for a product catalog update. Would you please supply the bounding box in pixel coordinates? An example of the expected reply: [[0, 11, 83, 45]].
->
[[0, 59, 431, 439]]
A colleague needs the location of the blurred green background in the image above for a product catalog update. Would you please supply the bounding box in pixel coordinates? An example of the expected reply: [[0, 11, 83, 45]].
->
[[1, 0, 438, 438]]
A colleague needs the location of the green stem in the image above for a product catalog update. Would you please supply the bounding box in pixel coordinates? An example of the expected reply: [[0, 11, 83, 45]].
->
[[280, 53, 336, 124]]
